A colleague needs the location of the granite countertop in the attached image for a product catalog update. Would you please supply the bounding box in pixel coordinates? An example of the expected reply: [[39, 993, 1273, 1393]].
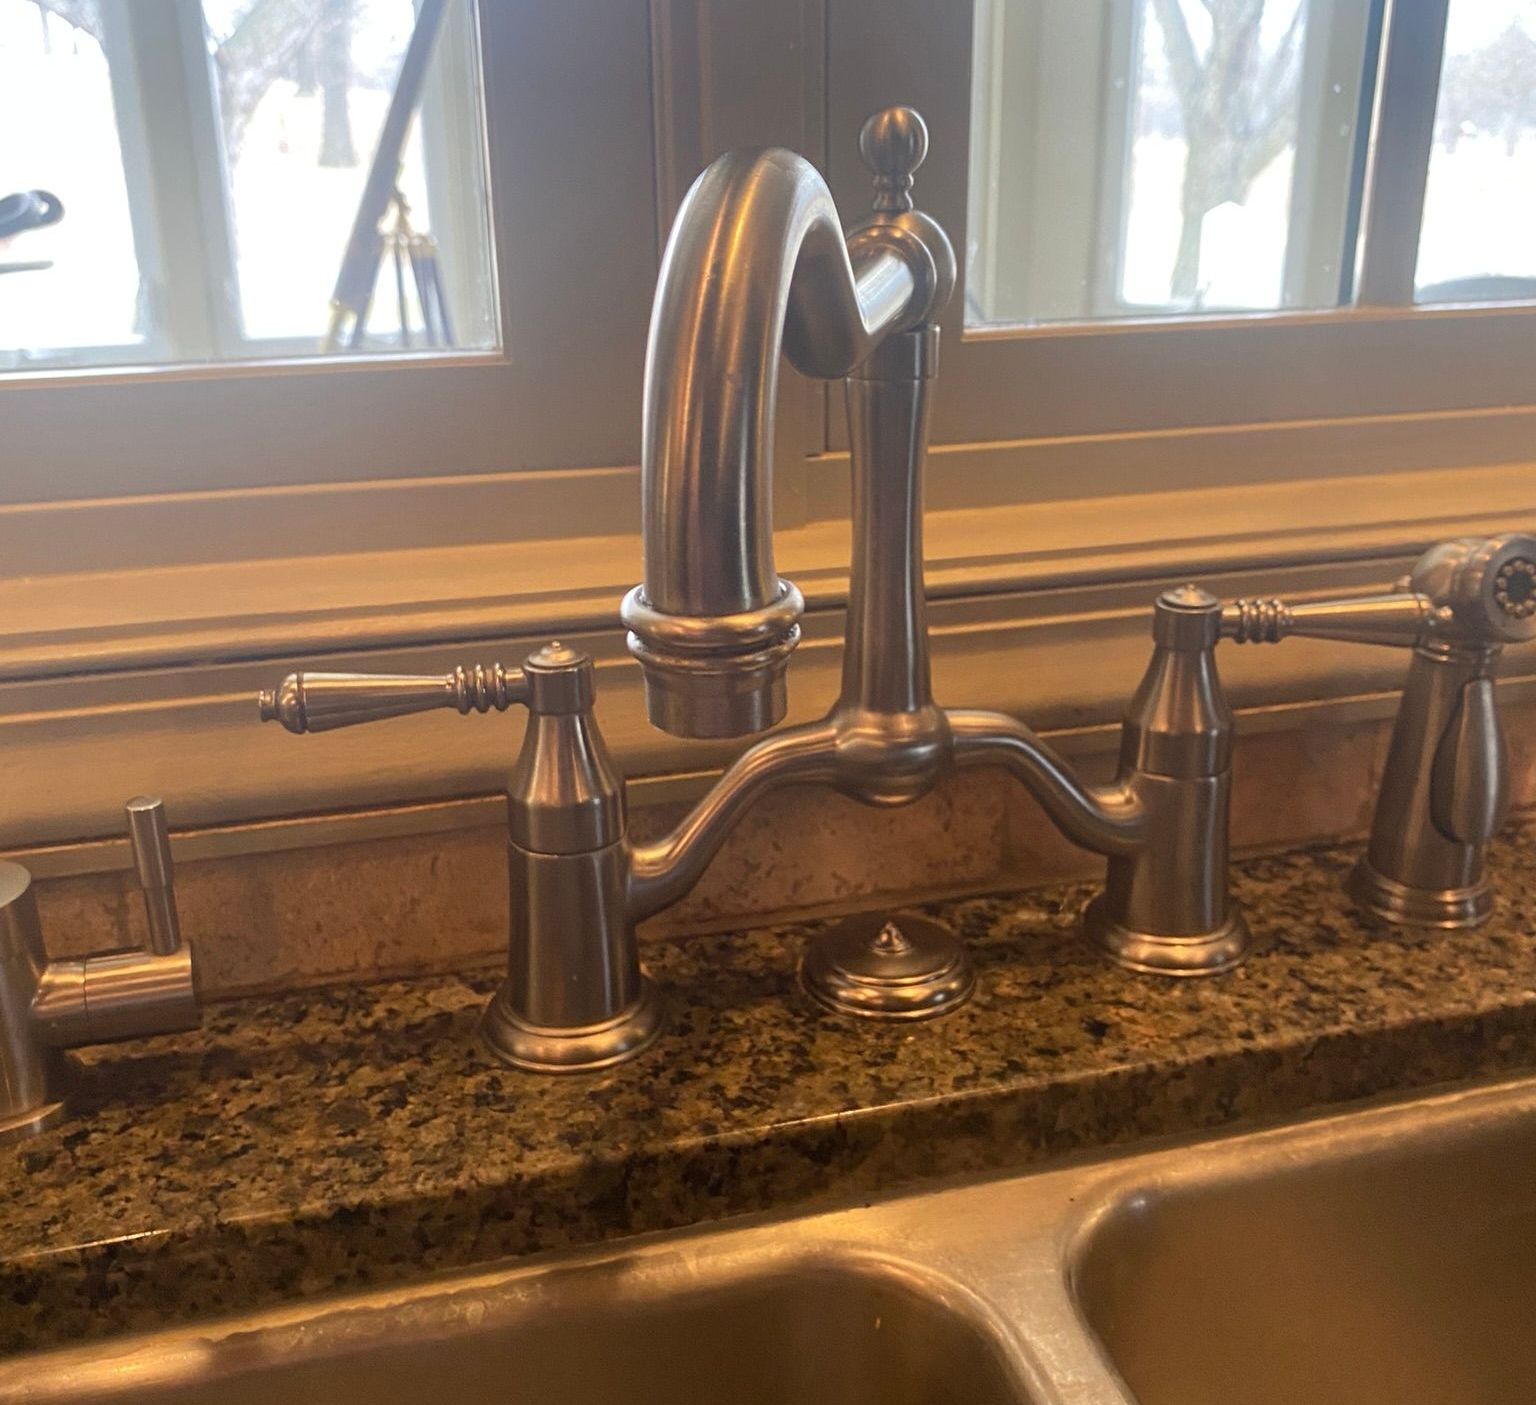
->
[[5, 830, 1536, 1354]]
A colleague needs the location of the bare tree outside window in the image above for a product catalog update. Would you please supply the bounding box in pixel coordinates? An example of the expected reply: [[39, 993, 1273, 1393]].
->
[[33, 0, 356, 167], [1436, 19, 1536, 157], [317, 0, 357, 166], [1143, 0, 1304, 305]]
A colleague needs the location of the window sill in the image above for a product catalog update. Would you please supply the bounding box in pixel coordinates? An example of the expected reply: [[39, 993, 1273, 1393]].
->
[[4, 416, 1534, 848]]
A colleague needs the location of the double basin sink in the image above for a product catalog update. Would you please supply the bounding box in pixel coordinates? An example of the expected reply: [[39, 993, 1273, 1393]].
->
[[6, 1073, 1535, 1404]]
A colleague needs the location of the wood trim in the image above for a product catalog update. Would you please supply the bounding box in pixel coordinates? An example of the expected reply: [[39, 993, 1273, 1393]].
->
[[18, 670, 1536, 881], [5, 501, 1536, 848], [4, 407, 1532, 681]]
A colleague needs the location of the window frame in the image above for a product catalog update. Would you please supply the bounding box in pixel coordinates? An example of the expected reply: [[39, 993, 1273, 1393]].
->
[[0, 2, 660, 505], [8, 0, 496, 372], [825, 0, 1536, 457], [963, 0, 1376, 326]]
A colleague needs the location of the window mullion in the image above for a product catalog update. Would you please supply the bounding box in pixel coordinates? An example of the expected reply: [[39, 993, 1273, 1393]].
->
[[94, 1, 171, 362], [1283, 0, 1380, 309], [106, 0, 238, 361], [416, 0, 496, 349], [1353, 0, 1450, 306]]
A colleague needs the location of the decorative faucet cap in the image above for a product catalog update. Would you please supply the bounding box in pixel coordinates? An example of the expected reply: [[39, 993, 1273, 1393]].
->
[[527, 641, 588, 671], [1153, 584, 1222, 650], [258, 674, 305, 731], [861, 107, 927, 213], [853, 105, 956, 321], [523, 641, 594, 714]]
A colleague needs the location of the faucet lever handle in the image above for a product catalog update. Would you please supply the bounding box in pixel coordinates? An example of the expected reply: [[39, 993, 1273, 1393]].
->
[[1431, 674, 1510, 845], [1223, 591, 1435, 648], [258, 663, 528, 734], [125, 796, 181, 956], [1227, 535, 1536, 652]]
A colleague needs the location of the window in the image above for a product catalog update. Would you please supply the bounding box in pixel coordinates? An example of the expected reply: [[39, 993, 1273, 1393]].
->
[[967, 0, 1376, 326], [824, 0, 1536, 452], [0, 0, 495, 371], [967, 0, 1536, 328], [2, 5, 659, 506], [1418, 0, 1536, 301]]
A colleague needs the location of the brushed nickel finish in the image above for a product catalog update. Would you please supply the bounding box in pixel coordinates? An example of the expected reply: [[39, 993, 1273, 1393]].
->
[[261, 643, 659, 1075], [1228, 534, 1536, 927], [0, 798, 201, 1141], [621, 104, 950, 740], [801, 912, 976, 1020], [261, 107, 1307, 1071], [268, 115, 1533, 1056], [1082, 585, 1253, 974], [258, 662, 527, 733], [12, 1073, 1536, 1404]]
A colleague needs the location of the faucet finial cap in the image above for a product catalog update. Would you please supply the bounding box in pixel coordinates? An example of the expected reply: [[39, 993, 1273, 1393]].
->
[[860, 106, 927, 213], [1153, 584, 1222, 650]]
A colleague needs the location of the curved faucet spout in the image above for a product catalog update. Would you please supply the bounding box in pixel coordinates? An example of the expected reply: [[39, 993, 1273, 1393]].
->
[[646, 150, 910, 607], [622, 108, 954, 742]]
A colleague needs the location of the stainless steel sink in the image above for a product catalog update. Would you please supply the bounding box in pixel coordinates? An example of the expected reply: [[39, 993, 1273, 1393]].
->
[[3, 1251, 1038, 1405], [7, 1074, 1536, 1405], [1074, 1079, 1536, 1405]]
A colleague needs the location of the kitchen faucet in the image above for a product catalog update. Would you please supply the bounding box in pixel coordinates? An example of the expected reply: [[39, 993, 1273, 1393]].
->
[[258, 110, 1531, 1072]]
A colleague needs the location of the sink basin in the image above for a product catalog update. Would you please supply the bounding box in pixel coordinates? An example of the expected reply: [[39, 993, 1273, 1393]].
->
[[6, 1256, 1031, 1405], [1074, 1085, 1536, 1405], [9, 1074, 1536, 1405]]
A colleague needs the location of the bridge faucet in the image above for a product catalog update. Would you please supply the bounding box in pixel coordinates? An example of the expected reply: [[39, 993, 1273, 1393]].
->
[[259, 109, 1263, 1071]]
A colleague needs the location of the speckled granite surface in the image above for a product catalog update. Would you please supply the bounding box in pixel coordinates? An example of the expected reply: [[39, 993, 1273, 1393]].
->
[[6, 830, 1536, 1355]]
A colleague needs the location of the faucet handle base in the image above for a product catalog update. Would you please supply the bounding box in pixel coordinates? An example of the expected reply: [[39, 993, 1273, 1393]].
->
[[0, 1098, 67, 1147], [479, 978, 662, 1074], [800, 911, 976, 1021], [1347, 858, 1492, 930], [1085, 896, 1254, 977]]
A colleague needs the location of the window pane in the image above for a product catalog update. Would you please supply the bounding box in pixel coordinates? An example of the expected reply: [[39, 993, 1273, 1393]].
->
[[1, 0, 496, 374], [1416, 0, 1536, 302], [967, 0, 1376, 327], [206, 0, 496, 351], [0, 1, 144, 369]]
